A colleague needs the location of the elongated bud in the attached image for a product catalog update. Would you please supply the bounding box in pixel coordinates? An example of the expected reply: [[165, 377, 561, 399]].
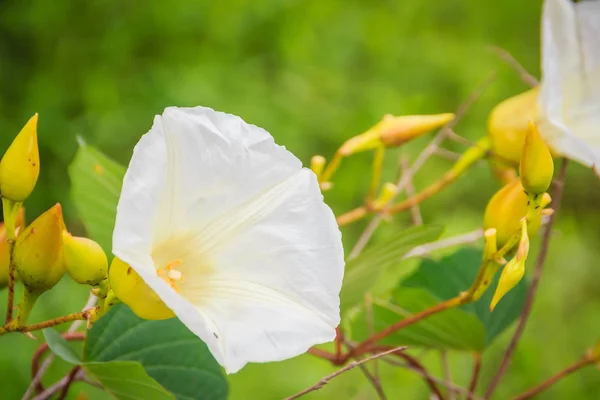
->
[[339, 113, 454, 155], [0, 208, 25, 288], [520, 121, 554, 195], [62, 233, 108, 285], [13, 204, 66, 293], [109, 257, 174, 320], [310, 155, 326, 180], [483, 178, 544, 248], [488, 88, 540, 166], [379, 113, 454, 147], [490, 219, 529, 311], [0, 114, 40, 202]]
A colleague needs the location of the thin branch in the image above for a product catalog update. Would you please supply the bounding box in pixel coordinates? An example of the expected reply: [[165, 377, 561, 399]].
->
[[378, 353, 482, 399], [339, 71, 496, 232], [434, 147, 463, 161], [30, 369, 85, 400], [440, 351, 455, 400], [401, 156, 423, 225], [57, 366, 81, 400], [484, 159, 569, 399], [489, 45, 538, 87], [285, 347, 407, 400], [356, 363, 387, 400], [346, 296, 462, 361], [372, 345, 445, 400], [468, 353, 482, 400], [23, 293, 97, 399], [402, 229, 484, 260], [30, 332, 86, 395], [511, 356, 594, 400]]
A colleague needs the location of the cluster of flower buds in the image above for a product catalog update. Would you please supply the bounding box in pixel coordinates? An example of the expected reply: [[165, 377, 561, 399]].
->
[[483, 120, 554, 310], [312, 112, 454, 186], [1, 115, 110, 325]]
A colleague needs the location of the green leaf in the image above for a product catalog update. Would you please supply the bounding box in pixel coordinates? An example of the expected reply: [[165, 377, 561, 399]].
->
[[84, 361, 175, 400], [352, 288, 486, 351], [42, 328, 82, 364], [68, 141, 126, 253], [85, 304, 228, 400], [402, 248, 528, 346], [340, 225, 444, 313]]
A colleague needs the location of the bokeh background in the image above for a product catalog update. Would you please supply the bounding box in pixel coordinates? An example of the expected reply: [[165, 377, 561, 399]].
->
[[2, 0, 600, 399]]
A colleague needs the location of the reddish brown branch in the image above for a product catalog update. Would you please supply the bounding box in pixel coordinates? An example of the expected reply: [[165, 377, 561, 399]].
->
[[345, 296, 462, 361], [484, 159, 569, 399], [57, 366, 82, 400], [468, 352, 482, 399], [511, 357, 594, 400], [31, 332, 86, 394], [373, 345, 445, 400]]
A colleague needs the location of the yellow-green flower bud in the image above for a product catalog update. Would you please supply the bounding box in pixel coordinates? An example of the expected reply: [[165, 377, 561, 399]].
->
[[0, 114, 40, 202], [519, 121, 554, 195], [483, 178, 544, 248], [13, 204, 66, 293], [339, 113, 454, 155], [379, 113, 454, 147], [62, 233, 108, 286], [490, 219, 529, 311], [487, 88, 539, 166], [0, 207, 26, 288], [109, 257, 174, 320]]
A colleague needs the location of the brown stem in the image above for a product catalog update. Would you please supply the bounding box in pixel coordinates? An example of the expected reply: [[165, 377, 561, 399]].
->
[[388, 172, 456, 214], [334, 326, 343, 359], [468, 353, 482, 399], [31, 332, 86, 394], [306, 347, 338, 363], [374, 345, 445, 400], [511, 357, 594, 400], [346, 296, 462, 361], [484, 159, 569, 399], [336, 206, 368, 227], [0, 307, 97, 336], [57, 366, 82, 400]]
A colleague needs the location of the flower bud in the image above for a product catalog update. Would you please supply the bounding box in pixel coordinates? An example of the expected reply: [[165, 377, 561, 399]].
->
[[0, 207, 26, 288], [490, 219, 529, 311], [339, 113, 454, 155], [109, 257, 174, 320], [62, 233, 108, 286], [379, 113, 454, 147], [0, 114, 40, 202], [487, 88, 540, 166], [483, 178, 545, 248], [520, 121, 554, 195], [13, 204, 66, 293]]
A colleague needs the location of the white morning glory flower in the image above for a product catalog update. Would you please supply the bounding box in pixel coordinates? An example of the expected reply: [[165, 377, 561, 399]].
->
[[112, 106, 345, 373], [538, 0, 600, 170]]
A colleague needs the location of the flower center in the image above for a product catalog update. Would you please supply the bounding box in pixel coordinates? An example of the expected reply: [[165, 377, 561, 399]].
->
[[157, 259, 184, 292]]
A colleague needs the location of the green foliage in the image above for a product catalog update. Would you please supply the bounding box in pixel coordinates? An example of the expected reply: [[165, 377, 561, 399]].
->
[[68, 141, 125, 253], [340, 225, 443, 313], [352, 288, 486, 351], [43, 328, 174, 400], [84, 362, 175, 400], [85, 304, 228, 400], [403, 248, 527, 345], [42, 328, 82, 364], [351, 248, 527, 352]]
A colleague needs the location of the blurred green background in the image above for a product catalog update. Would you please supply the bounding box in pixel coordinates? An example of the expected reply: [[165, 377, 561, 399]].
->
[[2, 0, 600, 399]]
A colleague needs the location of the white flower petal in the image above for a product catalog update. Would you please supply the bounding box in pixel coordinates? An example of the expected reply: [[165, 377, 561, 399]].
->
[[113, 106, 345, 374], [539, 0, 600, 167], [176, 169, 344, 373]]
